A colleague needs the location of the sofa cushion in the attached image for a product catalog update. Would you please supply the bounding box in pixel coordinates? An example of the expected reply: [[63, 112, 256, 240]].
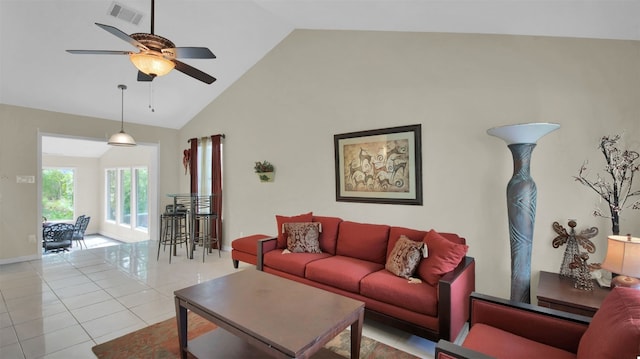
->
[[577, 286, 640, 359], [263, 250, 332, 277], [336, 221, 390, 264], [284, 222, 322, 253], [305, 255, 384, 293], [276, 212, 313, 249], [360, 269, 438, 316], [231, 234, 271, 255], [385, 235, 423, 279], [418, 229, 469, 286], [312, 216, 342, 255], [463, 323, 577, 359]]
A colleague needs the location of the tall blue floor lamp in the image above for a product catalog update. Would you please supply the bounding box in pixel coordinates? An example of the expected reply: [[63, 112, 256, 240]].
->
[[488, 123, 560, 303]]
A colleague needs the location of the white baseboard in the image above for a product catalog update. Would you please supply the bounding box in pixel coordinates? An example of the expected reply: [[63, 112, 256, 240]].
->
[[0, 253, 40, 265]]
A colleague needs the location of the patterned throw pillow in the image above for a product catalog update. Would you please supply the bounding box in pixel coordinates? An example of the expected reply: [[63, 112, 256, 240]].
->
[[385, 235, 424, 279], [276, 212, 313, 249], [284, 222, 322, 253]]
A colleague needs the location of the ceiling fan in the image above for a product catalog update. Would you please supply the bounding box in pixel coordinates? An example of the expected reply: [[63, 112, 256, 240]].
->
[[67, 0, 216, 84]]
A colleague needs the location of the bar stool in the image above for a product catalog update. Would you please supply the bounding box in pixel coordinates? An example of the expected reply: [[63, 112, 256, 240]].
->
[[193, 212, 220, 262], [157, 204, 189, 263], [191, 195, 220, 262]]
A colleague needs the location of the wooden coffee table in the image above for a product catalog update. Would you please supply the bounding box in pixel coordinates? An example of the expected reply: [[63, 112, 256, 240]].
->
[[174, 270, 365, 359]]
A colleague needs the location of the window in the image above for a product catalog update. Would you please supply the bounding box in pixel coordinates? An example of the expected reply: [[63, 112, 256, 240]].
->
[[106, 166, 148, 231], [42, 168, 75, 221], [135, 168, 148, 230], [197, 137, 212, 194], [120, 168, 131, 225], [106, 169, 117, 221]]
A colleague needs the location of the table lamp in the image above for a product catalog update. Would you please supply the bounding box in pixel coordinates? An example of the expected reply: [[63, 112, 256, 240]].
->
[[601, 234, 640, 288]]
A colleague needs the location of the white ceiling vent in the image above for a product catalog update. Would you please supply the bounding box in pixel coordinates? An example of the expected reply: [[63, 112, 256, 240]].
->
[[108, 2, 144, 26]]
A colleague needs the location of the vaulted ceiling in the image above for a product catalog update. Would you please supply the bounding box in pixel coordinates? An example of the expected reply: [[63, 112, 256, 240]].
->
[[2, 1, 639, 130]]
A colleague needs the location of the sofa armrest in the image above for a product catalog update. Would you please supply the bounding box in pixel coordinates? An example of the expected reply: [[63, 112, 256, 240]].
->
[[435, 340, 495, 359], [468, 292, 590, 353], [438, 256, 475, 341], [256, 236, 277, 270]]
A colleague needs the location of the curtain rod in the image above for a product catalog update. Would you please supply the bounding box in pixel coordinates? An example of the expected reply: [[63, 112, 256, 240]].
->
[[187, 134, 225, 143]]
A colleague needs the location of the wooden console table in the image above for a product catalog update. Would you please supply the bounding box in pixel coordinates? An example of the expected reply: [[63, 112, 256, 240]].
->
[[536, 271, 610, 317]]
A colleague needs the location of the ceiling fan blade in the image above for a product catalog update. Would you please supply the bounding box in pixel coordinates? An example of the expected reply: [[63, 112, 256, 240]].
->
[[173, 60, 216, 84], [164, 47, 216, 59], [137, 71, 155, 82], [66, 50, 132, 55], [95, 23, 149, 51]]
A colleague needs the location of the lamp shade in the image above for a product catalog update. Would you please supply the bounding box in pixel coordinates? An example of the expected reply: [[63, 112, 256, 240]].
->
[[487, 123, 560, 145], [130, 53, 175, 77], [601, 235, 640, 278], [108, 130, 137, 146]]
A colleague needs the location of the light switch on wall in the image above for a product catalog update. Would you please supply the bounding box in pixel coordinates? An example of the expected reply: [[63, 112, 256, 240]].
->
[[16, 175, 35, 183]]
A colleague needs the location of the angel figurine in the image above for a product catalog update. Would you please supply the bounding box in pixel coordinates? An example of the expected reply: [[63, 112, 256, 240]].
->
[[570, 252, 595, 291], [552, 220, 598, 278]]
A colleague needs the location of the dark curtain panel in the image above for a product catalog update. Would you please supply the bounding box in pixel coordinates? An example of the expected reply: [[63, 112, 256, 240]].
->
[[187, 135, 223, 250], [189, 138, 198, 194], [211, 134, 223, 248]]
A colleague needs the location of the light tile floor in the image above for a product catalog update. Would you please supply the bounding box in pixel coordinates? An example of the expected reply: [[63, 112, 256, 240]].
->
[[1, 238, 437, 358]]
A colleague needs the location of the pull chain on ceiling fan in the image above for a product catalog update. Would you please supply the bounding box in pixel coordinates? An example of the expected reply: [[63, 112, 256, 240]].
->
[[67, 0, 216, 84]]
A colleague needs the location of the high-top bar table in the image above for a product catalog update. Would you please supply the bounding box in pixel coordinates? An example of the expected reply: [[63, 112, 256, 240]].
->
[[166, 193, 216, 259]]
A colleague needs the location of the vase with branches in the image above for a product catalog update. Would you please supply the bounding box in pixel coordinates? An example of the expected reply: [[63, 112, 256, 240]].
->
[[574, 134, 640, 235]]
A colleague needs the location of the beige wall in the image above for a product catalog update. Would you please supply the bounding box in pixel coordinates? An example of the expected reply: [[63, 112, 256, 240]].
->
[[0, 105, 179, 263], [2, 29, 640, 300], [180, 30, 640, 299]]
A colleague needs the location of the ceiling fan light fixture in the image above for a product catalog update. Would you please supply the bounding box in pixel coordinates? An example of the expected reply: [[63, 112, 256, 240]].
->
[[130, 53, 175, 77], [108, 84, 137, 147]]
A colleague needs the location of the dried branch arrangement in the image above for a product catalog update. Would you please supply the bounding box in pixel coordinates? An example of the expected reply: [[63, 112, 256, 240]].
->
[[575, 134, 640, 234]]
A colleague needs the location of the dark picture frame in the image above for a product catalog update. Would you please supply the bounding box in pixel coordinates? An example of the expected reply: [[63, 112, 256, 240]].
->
[[334, 124, 422, 205]]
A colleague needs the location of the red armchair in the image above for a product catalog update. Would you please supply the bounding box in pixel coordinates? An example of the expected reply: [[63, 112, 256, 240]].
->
[[436, 287, 640, 359]]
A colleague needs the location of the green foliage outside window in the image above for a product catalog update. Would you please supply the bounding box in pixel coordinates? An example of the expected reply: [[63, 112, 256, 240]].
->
[[106, 167, 148, 230], [42, 168, 74, 220], [136, 168, 149, 229], [107, 169, 117, 221], [120, 169, 132, 225]]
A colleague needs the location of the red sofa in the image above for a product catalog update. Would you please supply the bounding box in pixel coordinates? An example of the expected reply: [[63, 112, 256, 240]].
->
[[255, 213, 476, 342], [435, 288, 640, 359]]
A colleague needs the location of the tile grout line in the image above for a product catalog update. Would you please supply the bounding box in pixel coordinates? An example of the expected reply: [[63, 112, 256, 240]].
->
[[18, 247, 138, 358], [27, 251, 99, 358], [0, 284, 25, 359], [59, 248, 151, 345]]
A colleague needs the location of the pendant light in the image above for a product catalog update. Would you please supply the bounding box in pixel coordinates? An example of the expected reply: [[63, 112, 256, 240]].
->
[[108, 84, 137, 146]]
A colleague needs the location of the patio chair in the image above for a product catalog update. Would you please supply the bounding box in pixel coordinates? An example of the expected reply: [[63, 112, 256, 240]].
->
[[72, 215, 90, 249], [43, 223, 74, 252]]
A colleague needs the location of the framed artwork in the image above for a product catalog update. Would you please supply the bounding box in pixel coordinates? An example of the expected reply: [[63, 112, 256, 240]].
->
[[334, 124, 422, 205]]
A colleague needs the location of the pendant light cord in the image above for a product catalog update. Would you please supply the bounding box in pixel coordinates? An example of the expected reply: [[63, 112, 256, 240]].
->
[[121, 87, 124, 131], [118, 84, 127, 131]]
